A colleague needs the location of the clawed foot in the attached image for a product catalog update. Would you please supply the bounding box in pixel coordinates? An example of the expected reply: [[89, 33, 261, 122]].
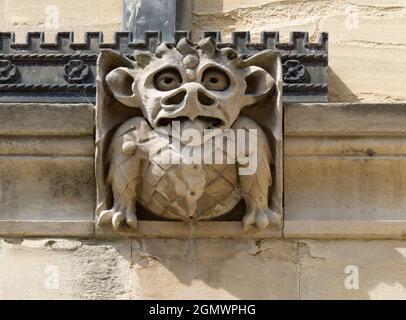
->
[[97, 206, 138, 230], [243, 208, 282, 231]]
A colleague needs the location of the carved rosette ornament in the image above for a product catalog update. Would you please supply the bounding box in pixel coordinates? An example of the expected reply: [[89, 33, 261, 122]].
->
[[282, 59, 309, 83], [0, 60, 17, 83], [95, 38, 283, 232], [63, 60, 90, 83]]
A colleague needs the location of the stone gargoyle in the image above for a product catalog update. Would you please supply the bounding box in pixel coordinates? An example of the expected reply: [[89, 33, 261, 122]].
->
[[95, 38, 283, 232]]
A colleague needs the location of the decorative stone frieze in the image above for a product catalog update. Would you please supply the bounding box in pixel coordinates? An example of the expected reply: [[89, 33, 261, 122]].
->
[[63, 60, 91, 84], [0, 60, 17, 83], [0, 31, 328, 103]]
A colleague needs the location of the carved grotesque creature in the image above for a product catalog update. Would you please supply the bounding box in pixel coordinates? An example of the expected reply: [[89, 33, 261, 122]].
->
[[96, 38, 282, 231]]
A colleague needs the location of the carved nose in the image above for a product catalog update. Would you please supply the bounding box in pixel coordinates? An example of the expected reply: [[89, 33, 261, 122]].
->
[[197, 90, 216, 106], [162, 87, 216, 107], [162, 90, 186, 106]]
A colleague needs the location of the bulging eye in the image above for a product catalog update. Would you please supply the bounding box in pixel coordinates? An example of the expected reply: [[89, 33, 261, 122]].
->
[[154, 68, 182, 91], [202, 68, 230, 91]]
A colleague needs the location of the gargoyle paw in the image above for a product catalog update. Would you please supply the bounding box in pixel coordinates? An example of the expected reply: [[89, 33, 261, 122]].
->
[[97, 207, 138, 230], [243, 208, 282, 231]]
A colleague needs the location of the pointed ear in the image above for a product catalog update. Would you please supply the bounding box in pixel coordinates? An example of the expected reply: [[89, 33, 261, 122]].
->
[[97, 49, 140, 107], [238, 50, 282, 105], [242, 66, 274, 104], [105, 67, 140, 107]]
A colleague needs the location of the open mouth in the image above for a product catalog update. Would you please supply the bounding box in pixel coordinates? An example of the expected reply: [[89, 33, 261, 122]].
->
[[157, 116, 225, 128]]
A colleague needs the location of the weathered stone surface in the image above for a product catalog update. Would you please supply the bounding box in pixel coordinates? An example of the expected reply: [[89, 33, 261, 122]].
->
[[284, 104, 406, 235], [285, 103, 406, 135], [0, 0, 121, 42], [299, 240, 406, 299], [192, 0, 406, 102], [0, 158, 94, 221], [329, 44, 406, 102], [130, 239, 298, 299], [285, 221, 406, 240], [0, 104, 95, 236], [2, 238, 405, 300], [285, 159, 406, 220], [96, 221, 282, 239], [0, 239, 132, 299], [0, 104, 94, 136], [0, 238, 299, 299]]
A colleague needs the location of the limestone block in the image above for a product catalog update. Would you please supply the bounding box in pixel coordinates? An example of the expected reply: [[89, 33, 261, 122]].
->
[[284, 103, 406, 238], [0, 103, 95, 237], [0, 239, 132, 299], [192, 0, 406, 101], [322, 16, 406, 45], [329, 44, 406, 102], [130, 239, 299, 299], [0, 0, 121, 42], [285, 220, 406, 240], [286, 159, 406, 221], [0, 104, 94, 136], [193, 0, 406, 14], [96, 221, 282, 239], [0, 157, 95, 221], [299, 240, 406, 300]]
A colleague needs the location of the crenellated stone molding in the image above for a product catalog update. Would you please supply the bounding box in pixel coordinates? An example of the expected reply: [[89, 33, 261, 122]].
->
[[0, 31, 328, 103]]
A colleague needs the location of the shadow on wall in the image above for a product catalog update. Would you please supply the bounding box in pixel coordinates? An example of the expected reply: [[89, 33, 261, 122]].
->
[[328, 67, 360, 102], [297, 241, 406, 300], [128, 239, 299, 299], [110, 239, 406, 300]]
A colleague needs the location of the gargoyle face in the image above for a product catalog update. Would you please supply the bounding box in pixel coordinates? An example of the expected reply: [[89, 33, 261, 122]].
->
[[105, 38, 275, 135]]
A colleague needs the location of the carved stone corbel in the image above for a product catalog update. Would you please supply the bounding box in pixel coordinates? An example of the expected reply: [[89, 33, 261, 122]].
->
[[95, 38, 283, 233]]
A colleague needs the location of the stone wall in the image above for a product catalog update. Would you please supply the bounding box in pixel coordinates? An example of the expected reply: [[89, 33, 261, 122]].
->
[[192, 0, 406, 102], [0, 0, 121, 42], [0, 0, 406, 300], [1, 238, 406, 299], [1, 102, 406, 300]]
